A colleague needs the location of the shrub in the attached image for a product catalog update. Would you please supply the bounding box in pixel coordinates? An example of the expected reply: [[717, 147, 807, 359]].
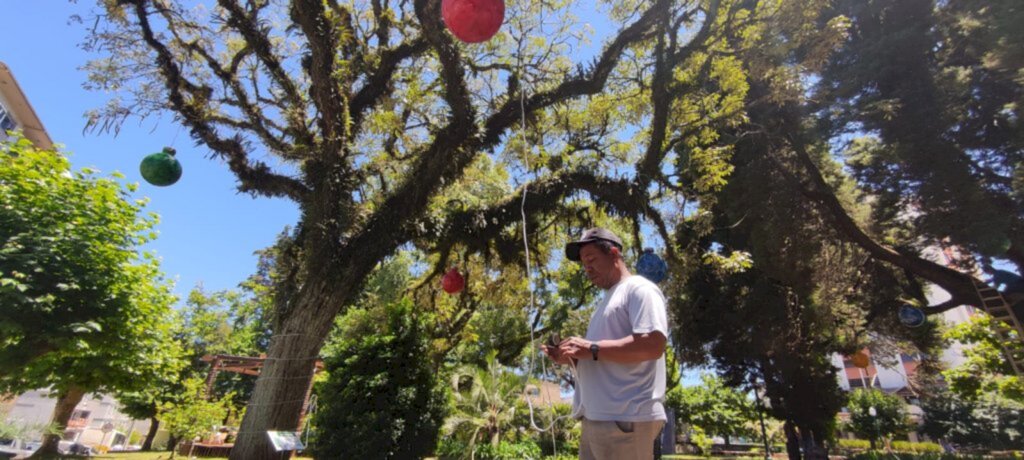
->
[[838, 439, 871, 450], [849, 452, 987, 460], [309, 299, 448, 460], [437, 439, 543, 460], [891, 441, 943, 454]]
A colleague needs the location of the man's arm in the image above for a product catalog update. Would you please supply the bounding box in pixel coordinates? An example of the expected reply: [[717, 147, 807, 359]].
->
[[558, 332, 666, 363]]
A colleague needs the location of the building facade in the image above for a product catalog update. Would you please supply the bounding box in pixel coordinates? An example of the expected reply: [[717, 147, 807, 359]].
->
[[0, 61, 52, 149]]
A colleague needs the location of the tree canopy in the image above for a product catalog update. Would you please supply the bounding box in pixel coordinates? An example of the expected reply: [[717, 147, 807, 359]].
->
[[0, 135, 180, 457], [77, 0, 1024, 458]]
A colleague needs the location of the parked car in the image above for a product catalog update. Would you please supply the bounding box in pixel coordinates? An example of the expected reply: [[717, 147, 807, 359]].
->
[[0, 438, 39, 459], [57, 440, 93, 456]]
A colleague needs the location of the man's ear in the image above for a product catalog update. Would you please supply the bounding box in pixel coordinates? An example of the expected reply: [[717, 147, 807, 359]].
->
[[611, 246, 622, 259]]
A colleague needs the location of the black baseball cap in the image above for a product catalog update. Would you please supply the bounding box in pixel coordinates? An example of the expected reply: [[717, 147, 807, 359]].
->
[[565, 228, 624, 262]]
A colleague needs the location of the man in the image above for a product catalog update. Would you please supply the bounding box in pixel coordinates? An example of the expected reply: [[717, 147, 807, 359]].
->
[[542, 228, 670, 460]]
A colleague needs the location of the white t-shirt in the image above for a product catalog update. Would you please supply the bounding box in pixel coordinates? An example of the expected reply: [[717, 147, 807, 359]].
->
[[572, 275, 669, 422]]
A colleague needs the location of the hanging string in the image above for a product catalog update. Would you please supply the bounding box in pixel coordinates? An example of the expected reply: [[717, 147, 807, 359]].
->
[[515, 1, 576, 444], [168, 122, 183, 149]]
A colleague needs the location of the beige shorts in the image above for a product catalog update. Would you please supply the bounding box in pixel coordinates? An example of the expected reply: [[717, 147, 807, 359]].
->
[[579, 418, 665, 460]]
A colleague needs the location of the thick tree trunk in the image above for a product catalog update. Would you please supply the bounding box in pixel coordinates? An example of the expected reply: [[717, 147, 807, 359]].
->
[[142, 416, 159, 451], [30, 385, 85, 458], [798, 426, 828, 460], [783, 421, 801, 460], [228, 280, 341, 460]]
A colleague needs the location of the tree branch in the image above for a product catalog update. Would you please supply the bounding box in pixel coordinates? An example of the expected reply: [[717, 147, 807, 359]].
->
[[289, 0, 349, 148], [216, 0, 311, 145], [349, 37, 429, 131], [636, 0, 722, 184], [127, 0, 310, 201], [481, 0, 675, 148], [782, 132, 984, 310]]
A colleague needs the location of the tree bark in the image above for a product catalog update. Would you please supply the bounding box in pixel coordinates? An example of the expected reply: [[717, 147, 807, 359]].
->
[[228, 277, 346, 460], [797, 426, 828, 460], [30, 385, 85, 458], [783, 421, 801, 460], [167, 434, 179, 454], [142, 416, 159, 451]]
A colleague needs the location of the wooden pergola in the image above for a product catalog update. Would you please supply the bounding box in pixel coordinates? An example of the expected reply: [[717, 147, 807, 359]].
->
[[200, 354, 324, 429]]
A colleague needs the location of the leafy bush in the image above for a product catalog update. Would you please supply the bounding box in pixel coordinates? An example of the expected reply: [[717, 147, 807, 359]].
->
[[838, 438, 871, 450], [849, 452, 987, 460], [891, 441, 943, 454], [476, 441, 543, 459], [437, 439, 542, 460], [689, 425, 715, 456], [541, 455, 578, 460], [518, 402, 580, 457], [309, 299, 449, 460]]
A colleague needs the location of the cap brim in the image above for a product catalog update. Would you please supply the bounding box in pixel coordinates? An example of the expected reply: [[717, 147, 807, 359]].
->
[[565, 242, 584, 262]]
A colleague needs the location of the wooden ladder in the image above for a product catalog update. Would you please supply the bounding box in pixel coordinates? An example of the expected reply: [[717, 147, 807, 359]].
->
[[971, 278, 1024, 376]]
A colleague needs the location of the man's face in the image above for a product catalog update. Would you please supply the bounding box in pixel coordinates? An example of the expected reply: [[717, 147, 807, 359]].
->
[[579, 243, 620, 289]]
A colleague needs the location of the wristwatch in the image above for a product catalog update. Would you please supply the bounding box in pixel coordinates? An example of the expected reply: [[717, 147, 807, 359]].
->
[[590, 343, 600, 361]]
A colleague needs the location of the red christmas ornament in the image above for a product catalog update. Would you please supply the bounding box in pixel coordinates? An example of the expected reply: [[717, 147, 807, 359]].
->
[[442, 268, 466, 294], [441, 0, 505, 43]]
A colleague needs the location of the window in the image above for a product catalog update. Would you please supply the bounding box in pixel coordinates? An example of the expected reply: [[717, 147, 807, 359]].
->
[[0, 104, 16, 133], [70, 410, 91, 420]]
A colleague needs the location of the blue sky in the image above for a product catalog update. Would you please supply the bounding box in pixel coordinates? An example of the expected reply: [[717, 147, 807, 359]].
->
[[2, 3, 301, 299]]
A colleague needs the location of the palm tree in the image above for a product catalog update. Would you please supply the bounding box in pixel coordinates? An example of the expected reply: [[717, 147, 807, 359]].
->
[[444, 355, 525, 458]]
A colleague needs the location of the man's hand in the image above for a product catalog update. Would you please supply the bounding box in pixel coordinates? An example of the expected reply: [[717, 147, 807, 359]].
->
[[558, 336, 594, 361], [540, 342, 576, 365]]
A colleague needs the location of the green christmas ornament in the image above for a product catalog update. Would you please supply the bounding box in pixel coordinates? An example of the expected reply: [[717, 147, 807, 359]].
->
[[140, 147, 183, 186]]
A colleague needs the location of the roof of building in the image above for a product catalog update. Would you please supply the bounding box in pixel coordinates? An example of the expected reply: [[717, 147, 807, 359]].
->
[[0, 61, 53, 150]]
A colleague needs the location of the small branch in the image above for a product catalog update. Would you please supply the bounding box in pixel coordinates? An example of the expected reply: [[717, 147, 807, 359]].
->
[[216, 0, 311, 144], [128, 0, 310, 201], [349, 37, 429, 131]]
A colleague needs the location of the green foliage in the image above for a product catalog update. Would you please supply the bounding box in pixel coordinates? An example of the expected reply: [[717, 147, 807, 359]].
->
[[511, 402, 579, 457], [309, 297, 448, 460], [848, 453, 982, 460], [666, 374, 757, 444], [0, 134, 180, 401], [845, 389, 910, 447], [157, 378, 230, 447], [443, 355, 526, 453], [920, 389, 1024, 450], [689, 425, 715, 457], [837, 438, 871, 450], [437, 438, 543, 460], [890, 441, 943, 454], [819, 0, 1024, 266], [0, 418, 58, 441], [942, 315, 1023, 404]]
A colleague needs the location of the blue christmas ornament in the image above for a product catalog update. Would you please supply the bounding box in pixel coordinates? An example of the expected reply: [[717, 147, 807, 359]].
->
[[898, 304, 926, 328], [637, 248, 668, 283]]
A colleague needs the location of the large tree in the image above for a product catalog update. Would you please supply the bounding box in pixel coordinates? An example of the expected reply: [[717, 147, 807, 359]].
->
[[80, 0, 795, 457], [78, 0, 1020, 458], [811, 0, 1024, 310], [0, 136, 180, 458]]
